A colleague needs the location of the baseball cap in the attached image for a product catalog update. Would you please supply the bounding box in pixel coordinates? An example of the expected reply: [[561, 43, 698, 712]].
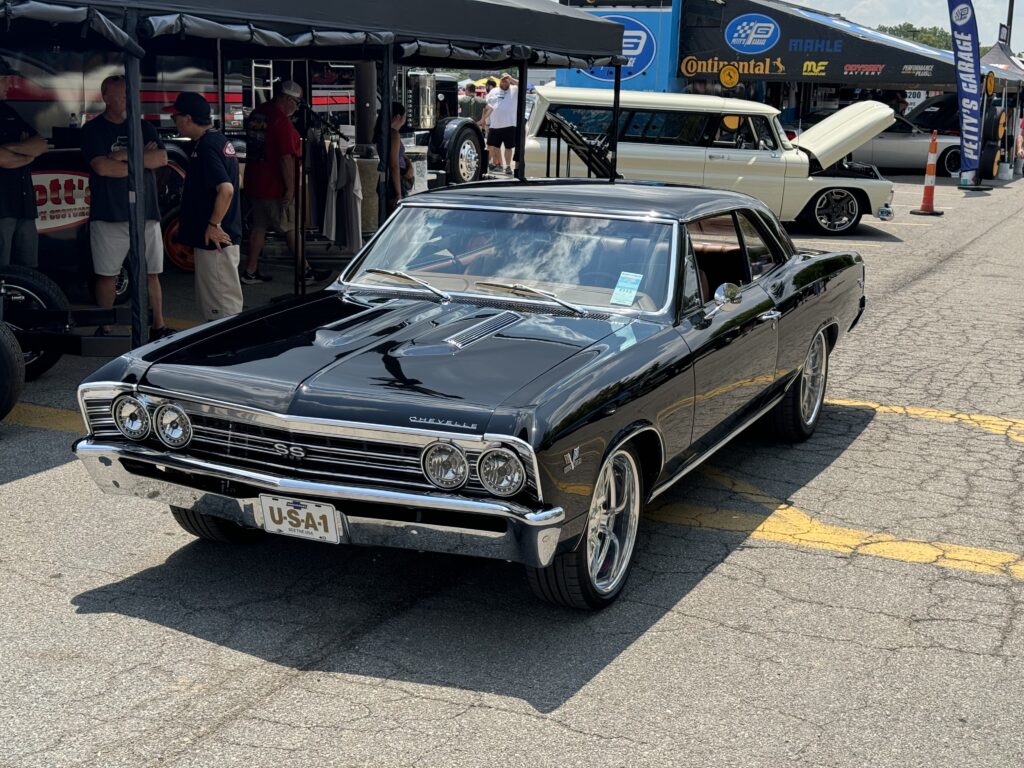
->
[[163, 91, 212, 124], [279, 80, 303, 100], [0, 57, 19, 76]]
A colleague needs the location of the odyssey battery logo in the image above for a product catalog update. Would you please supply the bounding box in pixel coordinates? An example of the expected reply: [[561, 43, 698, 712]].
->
[[582, 14, 658, 82], [725, 13, 781, 55]]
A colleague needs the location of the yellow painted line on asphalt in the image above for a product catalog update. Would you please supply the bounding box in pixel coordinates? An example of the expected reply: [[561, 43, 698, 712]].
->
[[826, 398, 1024, 443], [5, 402, 83, 434], [648, 468, 1024, 580]]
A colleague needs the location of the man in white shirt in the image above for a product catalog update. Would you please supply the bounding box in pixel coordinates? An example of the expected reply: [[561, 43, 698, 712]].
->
[[478, 73, 519, 174]]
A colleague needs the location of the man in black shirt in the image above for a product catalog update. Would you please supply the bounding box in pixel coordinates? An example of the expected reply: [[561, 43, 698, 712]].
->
[[166, 92, 242, 322], [80, 74, 171, 338], [0, 57, 47, 268]]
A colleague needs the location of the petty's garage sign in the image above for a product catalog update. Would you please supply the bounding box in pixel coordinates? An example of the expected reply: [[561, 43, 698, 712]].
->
[[947, 0, 982, 179], [581, 13, 658, 82], [33, 171, 90, 233]]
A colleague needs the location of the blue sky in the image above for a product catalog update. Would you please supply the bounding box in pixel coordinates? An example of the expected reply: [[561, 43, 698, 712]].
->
[[787, 0, 1023, 47]]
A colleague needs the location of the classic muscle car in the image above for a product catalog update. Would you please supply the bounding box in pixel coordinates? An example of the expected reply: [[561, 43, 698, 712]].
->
[[525, 87, 896, 236], [74, 180, 866, 609]]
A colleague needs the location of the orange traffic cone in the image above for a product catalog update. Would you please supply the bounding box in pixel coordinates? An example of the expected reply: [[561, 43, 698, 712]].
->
[[910, 131, 944, 216]]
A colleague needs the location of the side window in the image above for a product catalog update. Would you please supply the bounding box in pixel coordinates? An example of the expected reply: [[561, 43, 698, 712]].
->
[[737, 212, 781, 280], [547, 105, 628, 138], [680, 234, 701, 312], [687, 213, 749, 302], [622, 111, 707, 147], [748, 115, 778, 151], [711, 115, 778, 151]]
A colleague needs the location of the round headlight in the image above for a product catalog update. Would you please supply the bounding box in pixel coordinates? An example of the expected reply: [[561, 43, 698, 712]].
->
[[153, 404, 193, 449], [477, 448, 526, 497], [421, 442, 469, 490], [111, 395, 151, 441]]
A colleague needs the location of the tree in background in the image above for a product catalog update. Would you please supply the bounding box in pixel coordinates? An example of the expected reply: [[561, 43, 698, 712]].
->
[[876, 23, 953, 50]]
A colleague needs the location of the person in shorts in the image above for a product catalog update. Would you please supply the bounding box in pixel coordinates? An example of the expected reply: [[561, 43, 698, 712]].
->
[[166, 92, 243, 323], [0, 57, 47, 269], [479, 73, 519, 174], [80, 74, 171, 338]]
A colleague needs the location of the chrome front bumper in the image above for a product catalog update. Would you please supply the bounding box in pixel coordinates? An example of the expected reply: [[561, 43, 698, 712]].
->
[[73, 439, 565, 568]]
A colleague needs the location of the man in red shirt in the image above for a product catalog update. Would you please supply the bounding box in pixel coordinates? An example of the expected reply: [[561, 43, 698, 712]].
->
[[241, 81, 327, 283]]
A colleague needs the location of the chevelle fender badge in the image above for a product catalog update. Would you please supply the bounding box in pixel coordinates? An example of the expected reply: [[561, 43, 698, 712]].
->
[[409, 416, 478, 430], [563, 446, 581, 474]]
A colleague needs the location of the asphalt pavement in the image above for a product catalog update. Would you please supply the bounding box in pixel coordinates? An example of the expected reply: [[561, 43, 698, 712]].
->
[[2, 174, 1023, 767]]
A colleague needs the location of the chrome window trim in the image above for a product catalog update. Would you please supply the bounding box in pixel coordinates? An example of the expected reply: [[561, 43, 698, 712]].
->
[[339, 202, 681, 321], [78, 381, 544, 502]]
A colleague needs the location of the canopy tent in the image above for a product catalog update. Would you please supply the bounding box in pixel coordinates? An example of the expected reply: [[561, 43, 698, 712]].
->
[[681, 0, 1024, 88], [982, 42, 1024, 82], [1, 0, 625, 347]]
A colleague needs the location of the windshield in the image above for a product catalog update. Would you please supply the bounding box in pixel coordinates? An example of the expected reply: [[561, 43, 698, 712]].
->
[[346, 206, 676, 313]]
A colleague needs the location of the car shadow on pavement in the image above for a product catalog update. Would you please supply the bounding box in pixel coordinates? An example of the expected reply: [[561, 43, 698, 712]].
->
[[71, 403, 875, 713], [784, 221, 904, 243]]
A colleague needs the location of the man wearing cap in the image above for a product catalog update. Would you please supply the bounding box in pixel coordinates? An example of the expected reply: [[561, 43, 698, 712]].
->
[[80, 74, 171, 338], [241, 81, 327, 284], [478, 73, 519, 175], [0, 57, 47, 269], [166, 92, 243, 323]]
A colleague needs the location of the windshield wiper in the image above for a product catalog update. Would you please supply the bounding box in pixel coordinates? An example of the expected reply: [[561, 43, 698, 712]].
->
[[475, 281, 589, 317], [364, 268, 451, 303]]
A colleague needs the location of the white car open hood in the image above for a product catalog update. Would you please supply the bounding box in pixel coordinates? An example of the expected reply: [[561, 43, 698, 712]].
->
[[793, 101, 895, 169]]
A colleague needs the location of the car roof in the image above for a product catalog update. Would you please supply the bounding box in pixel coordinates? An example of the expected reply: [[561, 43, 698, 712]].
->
[[536, 85, 781, 118], [413, 179, 770, 222]]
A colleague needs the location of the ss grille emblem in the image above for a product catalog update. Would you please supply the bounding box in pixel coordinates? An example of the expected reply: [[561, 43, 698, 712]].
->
[[273, 442, 307, 459], [563, 446, 581, 474]]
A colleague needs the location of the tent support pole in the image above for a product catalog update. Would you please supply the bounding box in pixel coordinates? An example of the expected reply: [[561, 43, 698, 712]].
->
[[610, 64, 621, 181], [216, 38, 225, 130], [123, 10, 148, 347], [515, 59, 527, 181], [378, 48, 393, 227]]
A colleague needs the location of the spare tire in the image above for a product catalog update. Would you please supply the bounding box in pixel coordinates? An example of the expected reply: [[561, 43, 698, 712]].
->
[[0, 321, 24, 422], [0, 265, 69, 381], [979, 141, 1001, 180], [982, 106, 1006, 143]]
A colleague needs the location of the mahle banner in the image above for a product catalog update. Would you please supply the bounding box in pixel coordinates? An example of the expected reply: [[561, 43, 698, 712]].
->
[[947, 0, 982, 179]]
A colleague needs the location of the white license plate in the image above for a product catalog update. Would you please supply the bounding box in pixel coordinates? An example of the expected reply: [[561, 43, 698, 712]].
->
[[259, 495, 342, 544]]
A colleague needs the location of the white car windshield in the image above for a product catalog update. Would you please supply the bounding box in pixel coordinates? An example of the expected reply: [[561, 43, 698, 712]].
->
[[347, 206, 675, 312]]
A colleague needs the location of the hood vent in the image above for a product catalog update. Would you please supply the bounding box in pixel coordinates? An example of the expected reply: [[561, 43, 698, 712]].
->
[[445, 311, 522, 350]]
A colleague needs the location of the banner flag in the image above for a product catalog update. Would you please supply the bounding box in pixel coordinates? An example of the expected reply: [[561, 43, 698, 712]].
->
[[947, 0, 982, 178]]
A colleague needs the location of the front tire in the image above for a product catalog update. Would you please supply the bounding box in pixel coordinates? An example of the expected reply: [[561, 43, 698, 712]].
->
[[527, 445, 642, 610], [802, 188, 863, 235], [170, 506, 263, 543], [772, 329, 829, 442], [0, 265, 69, 381], [0, 322, 25, 422], [447, 126, 483, 185]]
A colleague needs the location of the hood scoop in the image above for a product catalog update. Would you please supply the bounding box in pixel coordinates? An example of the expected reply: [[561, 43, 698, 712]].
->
[[444, 311, 522, 350]]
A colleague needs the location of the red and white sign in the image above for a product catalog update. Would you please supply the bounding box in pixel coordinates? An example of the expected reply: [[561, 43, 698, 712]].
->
[[32, 171, 91, 233]]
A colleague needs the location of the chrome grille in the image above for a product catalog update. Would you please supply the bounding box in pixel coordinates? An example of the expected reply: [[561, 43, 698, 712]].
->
[[84, 398, 119, 438]]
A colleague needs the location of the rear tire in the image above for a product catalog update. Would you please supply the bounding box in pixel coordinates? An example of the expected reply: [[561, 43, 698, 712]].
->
[[0, 322, 25, 422], [772, 329, 829, 442], [0, 265, 69, 381], [170, 506, 263, 543], [527, 444, 642, 610], [938, 146, 961, 177]]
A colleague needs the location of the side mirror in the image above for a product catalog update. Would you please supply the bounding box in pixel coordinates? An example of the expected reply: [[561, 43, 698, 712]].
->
[[714, 283, 742, 307]]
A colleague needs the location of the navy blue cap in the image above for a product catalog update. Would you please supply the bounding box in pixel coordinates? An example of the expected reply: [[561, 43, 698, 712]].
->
[[164, 91, 212, 124]]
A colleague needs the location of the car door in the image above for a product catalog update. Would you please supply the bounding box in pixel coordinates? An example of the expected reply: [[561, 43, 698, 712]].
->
[[703, 114, 788, 214], [617, 109, 709, 185], [680, 211, 779, 447]]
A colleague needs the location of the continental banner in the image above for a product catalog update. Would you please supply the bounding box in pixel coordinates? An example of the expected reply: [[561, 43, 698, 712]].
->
[[947, 0, 982, 178]]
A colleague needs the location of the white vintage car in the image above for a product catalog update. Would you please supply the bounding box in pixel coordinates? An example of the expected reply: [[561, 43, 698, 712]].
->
[[525, 87, 896, 236]]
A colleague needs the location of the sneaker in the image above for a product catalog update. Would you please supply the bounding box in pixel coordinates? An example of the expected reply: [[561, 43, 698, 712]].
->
[[303, 267, 333, 282], [240, 269, 273, 285], [149, 326, 175, 341], [503, 166, 513, 175], [487, 163, 503, 174]]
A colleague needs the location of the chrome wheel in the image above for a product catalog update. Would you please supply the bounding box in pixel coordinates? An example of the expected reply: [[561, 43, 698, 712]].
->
[[457, 138, 480, 183], [586, 449, 640, 595], [813, 189, 859, 233], [800, 330, 828, 426]]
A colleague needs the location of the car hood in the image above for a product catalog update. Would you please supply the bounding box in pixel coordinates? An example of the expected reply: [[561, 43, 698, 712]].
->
[[793, 101, 895, 168], [140, 292, 629, 435]]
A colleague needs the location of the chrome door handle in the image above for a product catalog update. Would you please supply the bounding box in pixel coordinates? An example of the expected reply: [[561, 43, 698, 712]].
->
[[708, 153, 726, 160], [757, 310, 781, 323]]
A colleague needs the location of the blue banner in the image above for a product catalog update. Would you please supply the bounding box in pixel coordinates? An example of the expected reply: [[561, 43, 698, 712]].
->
[[948, 0, 982, 178]]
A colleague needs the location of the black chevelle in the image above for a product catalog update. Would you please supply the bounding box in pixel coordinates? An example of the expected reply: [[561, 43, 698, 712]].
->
[[74, 180, 865, 609]]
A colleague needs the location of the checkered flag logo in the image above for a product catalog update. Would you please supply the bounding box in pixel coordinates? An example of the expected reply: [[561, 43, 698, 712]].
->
[[730, 21, 775, 47]]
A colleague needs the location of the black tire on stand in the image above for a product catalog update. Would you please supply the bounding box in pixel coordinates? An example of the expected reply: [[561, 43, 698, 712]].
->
[[0, 322, 25, 422], [170, 506, 263, 543], [0, 265, 69, 381], [979, 141, 1001, 180], [527, 444, 643, 610], [982, 105, 1005, 143]]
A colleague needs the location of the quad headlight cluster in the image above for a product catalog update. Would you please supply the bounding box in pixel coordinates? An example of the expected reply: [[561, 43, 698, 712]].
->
[[420, 442, 526, 497], [111, 395, 193, 449]]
